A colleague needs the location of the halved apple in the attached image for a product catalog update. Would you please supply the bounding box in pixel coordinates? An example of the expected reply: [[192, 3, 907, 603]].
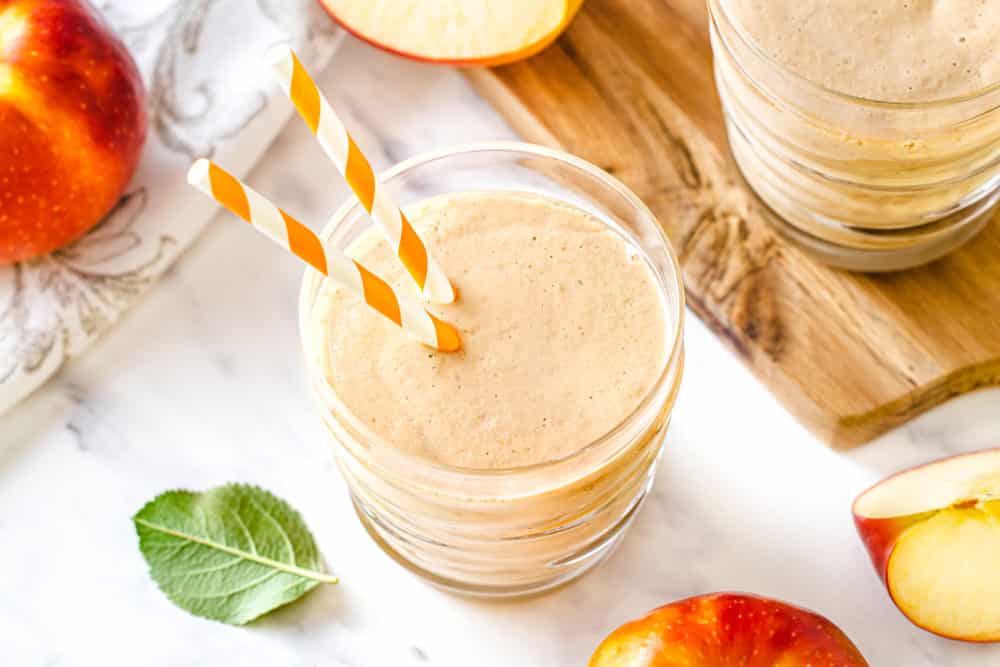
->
[[588, 593, 868, 666], [317, 0, 583, 66], [853, 448, 1000, 642]]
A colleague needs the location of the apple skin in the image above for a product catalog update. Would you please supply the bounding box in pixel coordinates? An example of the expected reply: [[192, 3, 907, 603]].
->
[[852, 510, 931, 584], [316, 0, 584, 67], [0, 0, 147, 264], [589, 593, 868, 666]]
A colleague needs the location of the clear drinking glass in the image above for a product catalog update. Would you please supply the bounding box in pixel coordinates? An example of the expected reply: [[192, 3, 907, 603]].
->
[[299, 142, 685, 597], [708, 0, 1000, 271]]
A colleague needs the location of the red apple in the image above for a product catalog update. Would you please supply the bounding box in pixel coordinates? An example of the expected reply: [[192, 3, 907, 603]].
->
[[317, 0, 583, 66], [0, 0, 146, 264], [589, 593, 868, 666], [853, 448, 1000, 642]]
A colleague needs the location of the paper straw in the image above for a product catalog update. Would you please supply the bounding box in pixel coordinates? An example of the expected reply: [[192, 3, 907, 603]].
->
[[265, 44, 456, 305], [186, 159, 461, 353]]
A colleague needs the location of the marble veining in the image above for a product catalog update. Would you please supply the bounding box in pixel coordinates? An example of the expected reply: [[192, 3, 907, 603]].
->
[[1, 38, 999, 666]]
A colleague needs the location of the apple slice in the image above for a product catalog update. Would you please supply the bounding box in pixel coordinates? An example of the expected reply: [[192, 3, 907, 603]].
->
[[317, 0, 583, 66], [588, 593, 868, 666], [853, 448, 1000, 642]]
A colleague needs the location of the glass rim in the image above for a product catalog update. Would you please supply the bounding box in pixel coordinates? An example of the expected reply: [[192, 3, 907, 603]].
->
[[710, 0, 1000, 110], [298, 140, 686, 480]]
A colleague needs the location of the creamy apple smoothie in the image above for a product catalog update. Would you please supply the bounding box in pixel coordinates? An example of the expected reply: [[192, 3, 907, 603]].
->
[[317, 191, 666, 468], [728, 0, 1000, 102], [305, 189, 680, 593], [710, 0, 1000, 269]]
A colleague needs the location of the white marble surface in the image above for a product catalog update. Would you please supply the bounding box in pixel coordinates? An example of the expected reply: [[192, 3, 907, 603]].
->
[[3, 38, 1000, 666]]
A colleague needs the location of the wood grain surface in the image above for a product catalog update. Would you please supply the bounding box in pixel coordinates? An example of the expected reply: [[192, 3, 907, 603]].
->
[[464, 0, 1000, 448]]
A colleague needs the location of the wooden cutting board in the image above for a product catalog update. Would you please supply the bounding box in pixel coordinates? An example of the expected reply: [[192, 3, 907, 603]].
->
[[465, 0, 1000, 448]]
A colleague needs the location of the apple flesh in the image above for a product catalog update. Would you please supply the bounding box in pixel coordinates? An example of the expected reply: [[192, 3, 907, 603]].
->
[[317, 0, 583, 66], [854, 448, 1000, 642], [0, 0, 146, 264], [588, 593, 868, 666]]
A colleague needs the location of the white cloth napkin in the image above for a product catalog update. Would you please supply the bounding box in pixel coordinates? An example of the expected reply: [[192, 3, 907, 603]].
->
[[0, 0, 341, 414]]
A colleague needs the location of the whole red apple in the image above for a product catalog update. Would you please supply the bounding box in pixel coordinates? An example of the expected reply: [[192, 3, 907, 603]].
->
[[589, 593, 869, 666], [0, 0, 146, 263]]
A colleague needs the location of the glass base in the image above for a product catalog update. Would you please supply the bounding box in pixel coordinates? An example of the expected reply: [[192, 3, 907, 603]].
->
[[724, 118, 999, 272], [350, 469, 657, 599], [754, 188, 997, 273]]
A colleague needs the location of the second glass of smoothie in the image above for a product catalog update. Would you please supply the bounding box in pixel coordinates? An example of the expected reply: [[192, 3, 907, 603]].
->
[[710, 0, 1000, 270], [300, 143, 684, 597]]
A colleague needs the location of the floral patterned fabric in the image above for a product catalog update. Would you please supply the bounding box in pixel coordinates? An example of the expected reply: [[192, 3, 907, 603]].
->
[[0, 0, 340, 414]]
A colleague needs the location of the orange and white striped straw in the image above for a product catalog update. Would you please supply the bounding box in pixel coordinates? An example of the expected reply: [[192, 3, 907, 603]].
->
[[265, 44, 456, 305], [186, 159, 461, 353]]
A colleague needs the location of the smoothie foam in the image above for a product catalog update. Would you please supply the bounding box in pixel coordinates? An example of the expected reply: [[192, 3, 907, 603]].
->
[[312, 191, 668, 469], [727, 0, 1000, 101]]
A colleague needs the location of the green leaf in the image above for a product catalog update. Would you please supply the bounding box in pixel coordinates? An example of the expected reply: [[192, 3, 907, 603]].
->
[[133, 483, 337, 625]]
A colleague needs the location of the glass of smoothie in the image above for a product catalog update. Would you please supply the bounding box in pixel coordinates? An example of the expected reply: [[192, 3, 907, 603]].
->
[[299, 142, 685, 597], [709, 0, 1000, 271]]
